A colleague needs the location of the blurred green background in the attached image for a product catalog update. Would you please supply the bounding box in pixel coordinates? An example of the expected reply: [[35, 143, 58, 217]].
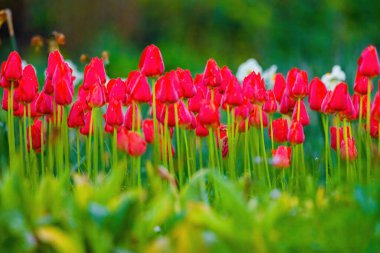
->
[[1, 0, 380, 81]]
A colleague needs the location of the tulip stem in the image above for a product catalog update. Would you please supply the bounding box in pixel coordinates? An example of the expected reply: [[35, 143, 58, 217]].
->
[[28, 104, 34, 182], [174, 103, 183, 187], [23, 105, 29, 176], [87, 110, 93, 177], [244, 119, 250, 177], [93, 108, 99, 179], [183, 128, 191, 179], [208, 127, 215, 170], [41, 117, 45, 175], [198, 137, 203, 169], [76, 129, 80, 172], [163, 105, 169, 170], [343, 119, 350, 181], [321, 114, 330, 187], [8, 83, 16, 171], [113, 128, 117, 169], [358, 95, 363, 181], [336, 117, 341, 183], [151, 78, 159, 166], [259, 106, 270, 188], [366, 79, 372, 182]]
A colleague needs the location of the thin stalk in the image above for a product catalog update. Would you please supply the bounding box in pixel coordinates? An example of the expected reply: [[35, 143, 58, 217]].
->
[[199, 137, 203, 169], [76, 129, 80, 172], [366, 79, 372, 181], [87, 110, 94, 177], [174, 103, 183, 187], [259, 106, 270, 188], [343, 119, 350, 181], [113, 128, 117, 169], [23, 105, 29, 176], [28, 104, 33, 182], [183, 129, 192, 179], [41, 117, 45, 175]]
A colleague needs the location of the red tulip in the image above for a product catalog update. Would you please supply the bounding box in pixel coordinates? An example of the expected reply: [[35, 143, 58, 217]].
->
[[269, 118, 289, 143], [242, 71, 266, 104], [45, 51, 64, 81], [27, 119, 43, 153], [124, 103, 142, 130], [195, 114, 209, 137], [177, 68, 196, 99], [177, 100, 192, 127], [80, 111, 93, 136], [105, 99, 124, 128], [308, 77, 327, 111], [222, 77, 243, 107], [188, 85, 206, 113], [234, 100, 251, 123], [371, 92, 380, 121], [340, 138, 357, 161], [126, 131, 147, 157], [156, 71, 179, 104], [107, 78, 127, 103], [368, 118, 380, 138], [18, 65, 38, 104], [221, 137, 229, 158], [321, 82, 349, 113], [138, 44, 165, 77], [279, 93, 296, 115], [272, 146, 292, 169], [292, 100, 310, 126], [286, 68, 308, 100], [53, 62, 74, 106], [263, 90, 277, 114], [353, 94, 368, 119], [339, 94, 357, 121], [330, 126, 351, 151], [130, 72, 152, 103], [68, 101, 86, 128], [202, 59, 222, 88], [357, 45, 380, 78], [35, 91, 53, 115], [288, 121, 305, 144], [273, 73, 286, 103], [2, 51, 22, 83], [220, 66, 234, 93], [87, 83, 107, 108], [354, 72, 372, 95], [199, 99, 220, 128], [142, 119, 154, 143]]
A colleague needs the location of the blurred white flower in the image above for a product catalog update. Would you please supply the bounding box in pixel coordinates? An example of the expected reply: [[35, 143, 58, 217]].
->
[[236, 58, 277, 89], [236, 58, 262, 82], [66, 60, 83, 86], [321, 65, 346, 91]]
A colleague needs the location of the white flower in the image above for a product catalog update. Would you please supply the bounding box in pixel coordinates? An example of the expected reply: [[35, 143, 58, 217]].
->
[[236, 58, 262, 83], [236, 58, 277, 89], [321, 65, 346, 91]]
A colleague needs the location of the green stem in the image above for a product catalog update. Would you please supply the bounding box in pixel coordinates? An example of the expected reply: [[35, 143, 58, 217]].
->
[[366, 79, 372, 181], [174, 103, 183, 187], [259, 106, 270, 188], [41, 117, 45, 175], [113, 127, 117, 169], [76, 129, 80, 172]]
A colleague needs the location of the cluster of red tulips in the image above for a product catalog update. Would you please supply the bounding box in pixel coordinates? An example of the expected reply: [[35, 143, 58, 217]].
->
[[1, 44, 379, 188]]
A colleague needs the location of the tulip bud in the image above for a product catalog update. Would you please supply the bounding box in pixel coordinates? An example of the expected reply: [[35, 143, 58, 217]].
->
[[105, 99, 124, 128], [142, 119, 154, 143], [272, 146, 292, 169], [35, 91, 53, 115], [177, 68, 196, 99], [130, 72, 152, 103], [202, 58, 222, 88], [357, 45, 380, 78], [292, 100, 310, 126], [107, 78, 127, 103], [18, 65, 38, 104], [2, 51, 22, 83], [308, 77, 327, 111], [263, 90, 277, 114], [273, 73, 286, 103], [68, 101, 86, 128], [288, 121, 305, 144], [340, 138, 358, 161], [138, 44, 165, 77], [269, 118, 289, 143], [222, 77, 243, 108], [126, 131, 147, 156], [156, 71, 179, 104]]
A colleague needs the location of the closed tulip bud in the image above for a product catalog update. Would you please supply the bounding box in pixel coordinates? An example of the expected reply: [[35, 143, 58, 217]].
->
[[3, 51, 22, 83], [263, 90, 277, 114], [53, 62, 74, 106], [142, 119, 154, 143], [27, 119, 43, 153], [202, 58, 222, 88], [105, 99, 124, 128], [188, 85, 205, 113], [321, 82, 349, 113], [222, 77, 243, 107], [339, 95, 357, 121], [273, 73, 286, 103], [124, 103, 142, 130], [107, 78, 126, 103], [354, 72, 371, 95], [269, 118, 289, 143], [199, 99, 220, 128], [340, 138, 358, 161], [288, 121, 305, 144], [177, 101, 192, 127], [177, 68, 196, 99], [68, 101, 86, 128], [158, 103, 177, 127], [195, 114, 209, 137], [234, 101, 251, 123], [126, 131, 147, 157], [18, 65, 38, 104], [80, 111, 93, 136], [272, 146, 292, 169], [242, 71, 266, 104], [279, 93, 296, 115], [87, 83, 107, 108], [125, 70, 141, 97], [291, 71, 309, 99], [221, 137, 229, 158], [292, 100, 310, 126], [156, 71, 179, 104], [308, 77, 327, 111], [130, 72, 152, 103], [35, 91, 53, 115], [368, 118, 380, 138], [357, 45, 380, 78], [220, 66, 234, 93], [46, 50, 64, 81], [138, 44, 165, 77]]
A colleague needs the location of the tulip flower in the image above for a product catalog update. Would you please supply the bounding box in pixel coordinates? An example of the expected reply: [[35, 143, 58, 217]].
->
[[371, 92, 380, 121], [273, 73, 286, 103], [308, 77, 327, 111], [279, 93, 296, 115], [357, 45, 380, 78], [249, 105, 268, 128], [263, 90, 277, 114], [18, 65, 38, 104], [67, 101, 86, 128], [176, 68, 196, 99], [272, 146, 292, 169], [156, 71, 180, 104], [2, 89, 19, 111], [2, 51, 22, 84], [188, 85, 206, 113], [107, 78, 127, 103], [195, 114, 209, 137], [242, 71, 266, 104], [220, 66, 234, 93], [130, 72, 152, 103], [202, 58, 222, 88], [269, 118, 289, 143], [177, 100, 192, 127], [35, 91, 53, 115], [286, 68, 308, 100], [87, 83, 107, 108], [368, 118, 380, 138], [105, 99, 124, 128], [321, 82, 349, 113], [80, 111, 93, 136], [292, 100, 310, 126], [340, 138, 358, 161], [138, 44, 165, 77], [222, 77, 243, 108], [354, 72, 372, 95], [143, 119, 154, 143], [53, 62, 74, 106], [288, 121, 305, 144], [199, 99, 220, 128], [27, 119, 43, 153], [44, 50, 64, 94], [221, 136, 229, 158], [353, 94, 368, 120], [126, 131, 147, 157]]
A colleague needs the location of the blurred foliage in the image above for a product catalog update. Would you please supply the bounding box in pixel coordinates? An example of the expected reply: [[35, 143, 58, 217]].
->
[[1, 0, 380, 81]]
